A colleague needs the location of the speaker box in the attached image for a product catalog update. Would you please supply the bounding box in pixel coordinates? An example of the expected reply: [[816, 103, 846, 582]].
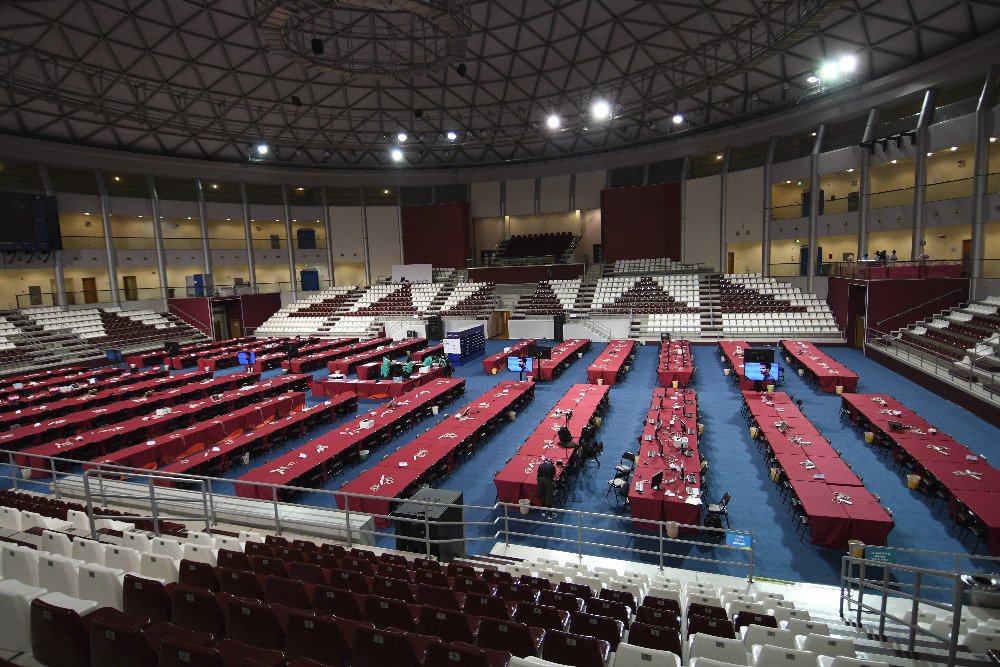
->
[[393, 488, 465, 561], [553, 314, 566, 342], [426, 316, 444, 340], [164, 341, 181, 356]]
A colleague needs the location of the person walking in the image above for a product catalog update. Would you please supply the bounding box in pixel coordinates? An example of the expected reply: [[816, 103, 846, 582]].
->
[[537, 457, 558, 519]]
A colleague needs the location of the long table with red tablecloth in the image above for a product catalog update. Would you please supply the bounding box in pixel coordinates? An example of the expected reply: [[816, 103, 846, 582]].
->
[[624, 388, 703, 529], [279, 338, 376, 374], [586, 340, 635, 386], [327, 338, 428, 375], [311, 365, 450, 399], [156, 394, 357, 484], [780, 340, 859, 393], [745, 391, 893, 549], [0, 365, 89, 391], [345, 380, 535, 520], [0, 367, 174, 426], [162, 338, 257, 369], [410, 344, 444, 363], [13, 374, 311, 476], [494, 384, 608, 507], [234, 378, 466, 500], [197, 338, 310, 373], [0, 371, 252, 449], [0, 367, 124, 403], [658, 340, 694, 388], [482, 339, 536, 374], [86, 389, 307, 472], [536, 339, 591, 381], [718, 341, 756, 390], [842, 393, 1000, 555]]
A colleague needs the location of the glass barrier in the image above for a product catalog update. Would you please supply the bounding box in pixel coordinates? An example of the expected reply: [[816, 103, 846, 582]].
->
[[771, 202, 804, 220], [925, 176, 974, 202], [869, 185, 914, 209], [832, 259, 966, 279], [61, 235, 331, 252]]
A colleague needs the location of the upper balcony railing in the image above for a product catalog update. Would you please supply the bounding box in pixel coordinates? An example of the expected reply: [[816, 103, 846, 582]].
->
[[62, 235, 329, 251]]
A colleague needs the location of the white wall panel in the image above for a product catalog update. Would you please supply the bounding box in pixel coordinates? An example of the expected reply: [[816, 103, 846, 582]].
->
[[539, 175, 571, 213], [726, 167, 764, 243], [106, 197, 151, 217], [329, 206, 365, 261], [684, 175, 721, 268], [366, 206, 402, 281], [55, 193, 100, 214], [506, 178, 535, 216], [471, 181, 501, 217], [575, 171, 606, 210]]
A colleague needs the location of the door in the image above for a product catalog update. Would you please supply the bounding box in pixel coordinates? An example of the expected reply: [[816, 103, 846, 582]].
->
[[300, 269, 320, 292], [726, 252, 735, 274], [82, 277, 98, 304], [854, 316, 866, 350], [962, 239, 972, 277], [799, 246, 809, 276], [270, 234, 281, 250], [122, 276, 138, 301], [296, 228, 317, 250], [229, 319, 242, 338]]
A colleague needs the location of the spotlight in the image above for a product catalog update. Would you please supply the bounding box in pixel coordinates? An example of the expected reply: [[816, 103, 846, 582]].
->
[[383, 189, 390, 194], [672, 114, 684, 124], [211, 184, 218, 189], [806, 75, 820, 84], [716, 154, 723, 161], [546, 114, 561, 130], [927, 152, 933, 157], [818, 62, 839, 80], [113, 176, 120, 182], [591, 99, 612, 120], [390, 148, 403, 162], [446, 131, 457, 141], [255, 143, 269, 155], [838, 55, 858, 73], [397, 132, 408, 143], [991, 137, 997, 143], [846, 168, 854, 173], [456, 63, 467, 78], [311, 38, 324, 55], [950, 146, 958, 151], [890, 159, 897, 164]]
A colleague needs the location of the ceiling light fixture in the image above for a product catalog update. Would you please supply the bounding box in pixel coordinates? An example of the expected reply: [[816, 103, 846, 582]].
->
[[211, 184, 218, 189], [846, 168, 855, 173], [397, 132, 408, 143], [991, 137, 997, 143], [806, 75, 820, 84], [255, 143, 269, 155], [591, 99, 612, 120], [390, 148, 404, 162], [113, 176, 120, 182], [546, 114, 561, 130], [950, 146, 958, 151], [838, 54, 858, 73], [672, 114, 684, 124], [446, 131, 457, 141], [890, 159, 897, 164]]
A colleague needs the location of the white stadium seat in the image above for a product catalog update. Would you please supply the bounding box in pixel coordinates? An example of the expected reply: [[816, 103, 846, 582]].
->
[[77, 562, 125, 610], [37, 553, 84, 597]]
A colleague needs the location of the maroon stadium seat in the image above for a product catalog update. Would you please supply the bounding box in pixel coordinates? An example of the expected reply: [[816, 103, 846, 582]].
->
[[283, 607, 351, 666], [540, 629, 611, 667]]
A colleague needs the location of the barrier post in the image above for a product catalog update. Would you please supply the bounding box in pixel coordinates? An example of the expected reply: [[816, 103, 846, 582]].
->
[[50, 458, 60, 497], [856, 560, 865, 626], [200, 481, 211, 531], [83, 473, 98, 539], [878, 565, 890, 639], [424, 505, 432, 558], [658, 522, 664, 571], [272, 486, 282, 535], [8, 452, 17, 490], [908, 572, 922, 653], [748, 534, 755, 583], [503, 503, 510, 547], [149, 478, 160, 536], [207, 484, 217, 525], [344, 495, 353, 548], [947, 574, 965, 666], [577, 512, 583, 561]]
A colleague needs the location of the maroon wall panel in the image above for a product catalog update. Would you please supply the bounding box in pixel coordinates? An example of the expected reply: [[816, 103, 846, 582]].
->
[[599, 183, 682, 262], [467, 264, 585, 284], [168, 297, 213, 339], [239, 293, 282, 335], [826, 277, 850, 333], [866, 278, 969, 336], [401, 202, 471, 268]]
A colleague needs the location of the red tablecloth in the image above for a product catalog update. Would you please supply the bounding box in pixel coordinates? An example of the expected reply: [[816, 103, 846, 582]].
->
[[281, 338, 382, 374], [482, 339, 535, 374], [156, 394, 357, 484], [658, 340, 694, 388], [536, 340, 591, 381], [719, 341, 755, 390], [347, 380, 536, 519], [234, 378, 466, 499], [780, 341, 859, 393], [327, 339, 428, 375], [586, 341, 635, 385], [198, 340, 292, 373], [0, 365, 88, 391], [311, 366, 448, 399], [625, 388, 702, 529], [842, 392, 1000, 555], [745, 391, 892, 549], [495, 384, 609, 506], [410, 344, 444, 363], [166, 337, 261, 369], [0, 367, 123, 402]]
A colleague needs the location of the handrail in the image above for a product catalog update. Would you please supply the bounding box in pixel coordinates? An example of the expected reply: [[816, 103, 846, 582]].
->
[[870, 287, 969, 330], [2, 446, 755, 579]]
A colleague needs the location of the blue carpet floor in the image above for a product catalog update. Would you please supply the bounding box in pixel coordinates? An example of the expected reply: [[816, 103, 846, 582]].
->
[[5, 339, 1000, 589]]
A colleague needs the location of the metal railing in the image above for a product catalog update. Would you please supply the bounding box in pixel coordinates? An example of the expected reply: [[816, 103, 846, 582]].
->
[[840, 547, 1000, 666], [2, 447, 756, 578]]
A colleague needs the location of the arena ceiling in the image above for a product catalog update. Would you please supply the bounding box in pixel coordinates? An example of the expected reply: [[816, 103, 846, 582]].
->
[[0, 0, 997, 170]]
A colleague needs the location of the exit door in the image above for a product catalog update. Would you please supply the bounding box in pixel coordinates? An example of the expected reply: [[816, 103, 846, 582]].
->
[[82, 278, 98, 304], [123, 276, 138, 301], [300, 269, 320, 291]]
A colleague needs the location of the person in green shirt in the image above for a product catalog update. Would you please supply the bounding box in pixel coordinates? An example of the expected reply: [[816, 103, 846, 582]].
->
[[380, 356, 391, 378], [421, 355, 434, 367], [402, 360, 415, 376]]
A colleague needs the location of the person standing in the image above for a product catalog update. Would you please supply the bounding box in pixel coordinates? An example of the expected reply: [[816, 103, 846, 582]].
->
[[889, 249, 897, 262], [537, 457, 557, 519]]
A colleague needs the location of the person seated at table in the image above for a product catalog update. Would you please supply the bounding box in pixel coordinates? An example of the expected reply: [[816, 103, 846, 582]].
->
[[380, 356, 392, 379], [421, 354, 435, 367], [537, 457, 558, 520], [401, 360, 415, 377]]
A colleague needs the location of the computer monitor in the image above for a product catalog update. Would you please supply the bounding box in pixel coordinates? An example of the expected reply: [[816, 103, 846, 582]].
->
[[744, 348, 775, 365], [651, 470, 664, 490], [744, 362, 782, 382], [532, 345, 552, 359], [164, 341, 181, 356], [507, 355, 533, 373]]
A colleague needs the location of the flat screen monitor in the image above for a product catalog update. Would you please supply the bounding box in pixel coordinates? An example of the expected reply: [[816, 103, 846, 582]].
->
[[532, 345, 552, 359], [651, 470, 664, 490], [164, 341, 181, 356], [507, 356, 533, 373], [744, 348, 775, 365], [744, 362, 782, 382]]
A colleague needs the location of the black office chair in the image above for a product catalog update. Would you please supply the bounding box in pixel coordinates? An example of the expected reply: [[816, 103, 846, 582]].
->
[[705, 492, 732, 528]]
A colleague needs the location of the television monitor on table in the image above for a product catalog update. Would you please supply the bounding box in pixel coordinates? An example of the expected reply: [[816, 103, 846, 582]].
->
[[744, 348, 775, 365], [507, 356, 533, 373], [532, 345, 552, 359], [744, 362, 782, 382]]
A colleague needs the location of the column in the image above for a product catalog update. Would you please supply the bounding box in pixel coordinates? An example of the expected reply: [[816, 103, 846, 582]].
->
[[807, 125, 827, 292], [719, 148, 733, 273], [194, 178, 213, 288], [282, 184, 297, 299], [762, 137, 778, 277], [679, 157, 689, 264], [395, 186, 405, 266], [146, 176, 169, 300], [37, 164, 66, 307], [238, 182, 257, 291], [971, 66, 999, 300], [911, 89, 938, 260], [321, 186, 335, 288], [858, 108, 880, 260], [359, 187, 372, 285], [94, 170, 120, 307]]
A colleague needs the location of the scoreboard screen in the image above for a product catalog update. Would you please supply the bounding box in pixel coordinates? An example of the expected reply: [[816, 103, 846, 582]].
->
[[0, 193, 62, 250]]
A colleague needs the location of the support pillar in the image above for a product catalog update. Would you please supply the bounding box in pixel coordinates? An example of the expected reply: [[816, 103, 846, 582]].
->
[[146, 176, 169, 300], [282, 185, 297, 299], [321, 186, 335, 288], [911, 89, 938, 260], [679, 157, 689, 265], [94, 170, 120, 307], [719, 148, 733, 273], [762, 138, 778, 277], [194, 178, 213, 288], [37, 164, 66, 307], [807, 125, 827, 292], [238, 182, 257, 291], [359, 187, 372, 285], [859, 108, 880, 260], [971, 67, 999, 300]]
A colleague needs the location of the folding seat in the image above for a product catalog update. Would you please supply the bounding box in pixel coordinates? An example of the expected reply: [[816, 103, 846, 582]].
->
[[771, 607, 809, 625], [688, 633, 749, 665], [122, 532, 153, 553], [140, 551, 179, 583], [372, 576, 415, 602], [224, 596, 285, 650], [327, 566, 372, 594], [412, 557, 441, 571], [216, 566, 265, 600], [214, 536, 242, 553], [74, 562, 124, 610], [513, 600, 569, 631], [177, 559, 219, 591], [538, 589, 585, 612], [103, 545, 139, 576], [614, 642, 682, 667], [287, 561, 328, 586], [304, 550, 339, 570], [413, 568, 451, 588], [90, 609, 212, 665], [557, 581, 594, 599], [424, 640, 498, 667], [585, 597, 631, 624], [245, 541, 274, 558], [3, 543, 40, 586], [351, 626, 423, 667], [283, 607, 351, 666], [0, 578, 46, 652], [519, 574, 552, 590], [417, 604, 477, 644], [182, 543, 217, 566], [377, 562, 412, 582], [643, 590, 682, 614], [454, 574, 492, 595], [689, 602, 730, 621], [72, 538, 106, 566], [311, 584, 362, 619], [170, 583, 226, 636], [635, 606, 681, 630], [733, 610, 777, 632], [123, 574, 175, 623], [364, 594, 418, 632], [751, 644, 816, 666], [0, 506, 23, 532], [249, 555, 288, 578], [540, 629, 610, 667], [40, 529, 73, 558], [815, 659, 890, 667], [415, 582, 464, 611], [465, 592, 512, 620], [567, 609, 624, 650], [795, 633, 856, 659], [264, 575, 312, 610], [38, 553, 85, 598], [741, 625, 795, 652], [497, 581, 539, 604], [447, 562, 477, 578], [218, 548, 252, 571], [29, 592, 102, 667], [782, 618, 828, 636], [476, 616, 544, 658], [727, 601, 768, 619], [626, 622, 683, 655]]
